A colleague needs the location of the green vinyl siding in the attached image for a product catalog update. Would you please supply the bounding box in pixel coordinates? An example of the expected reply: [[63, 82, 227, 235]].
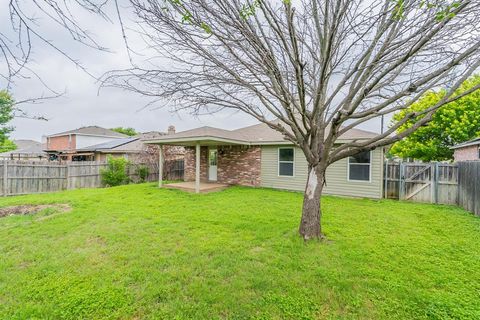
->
[[260, 146, 384, 198]]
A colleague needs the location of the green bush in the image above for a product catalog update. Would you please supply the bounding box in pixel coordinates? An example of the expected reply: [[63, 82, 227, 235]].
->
[[100, 156, 130, 187], [135, 165, 150, 183]]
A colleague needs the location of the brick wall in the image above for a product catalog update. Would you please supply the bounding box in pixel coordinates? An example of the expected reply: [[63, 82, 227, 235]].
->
[[47, 135, 76, 151], [184, 146, 208, 182], [217, 146, 261, 186], [454, 145, 479, 162], [184, 145, 261, 186]]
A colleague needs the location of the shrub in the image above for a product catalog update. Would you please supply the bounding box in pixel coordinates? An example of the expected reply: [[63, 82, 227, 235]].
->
[[100, 156, 130, 187], [135, 165, 150, 183]]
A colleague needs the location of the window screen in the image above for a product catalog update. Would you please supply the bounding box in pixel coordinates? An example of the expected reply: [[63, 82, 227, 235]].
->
[[349, 151, 371, 181], [279, 148, 294, 176]]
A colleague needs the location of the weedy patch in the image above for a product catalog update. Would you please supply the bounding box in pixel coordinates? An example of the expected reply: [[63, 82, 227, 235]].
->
[[0, 204, 71, 218]]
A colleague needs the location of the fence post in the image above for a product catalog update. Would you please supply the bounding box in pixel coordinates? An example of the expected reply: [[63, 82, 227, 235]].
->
[[399, 162, 405, 200], [430, 163, 436, 204], [434, 162, 439, 204], [65, 163, 70, 190], [2, 160, 7, 197], [384, 159, 388, 199]]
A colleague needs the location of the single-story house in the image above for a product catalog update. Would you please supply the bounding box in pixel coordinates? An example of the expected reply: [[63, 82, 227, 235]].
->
[[145, 122, 384, 198], [451, 138, 480, 162], [0, 140, 48, 160]]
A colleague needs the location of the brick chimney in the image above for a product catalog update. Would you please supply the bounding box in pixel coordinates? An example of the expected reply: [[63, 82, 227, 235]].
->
[[167, 125, 176, 135]]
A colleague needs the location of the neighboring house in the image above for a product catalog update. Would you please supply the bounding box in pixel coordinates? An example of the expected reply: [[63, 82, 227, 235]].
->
[[451, 138, 480, 161], [145, 122, 384, 198], [76, 130, 185, 162], [0, 140, 47, 160], [44, 126, 128, 161]]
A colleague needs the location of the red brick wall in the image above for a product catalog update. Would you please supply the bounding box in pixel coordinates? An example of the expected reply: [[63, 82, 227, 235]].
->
[[184, 145, 261, 186], [217, 146, 261, 186], [454, 145, 479, 162], [184, 146, 209, 182], [47, 135, 76, 151]]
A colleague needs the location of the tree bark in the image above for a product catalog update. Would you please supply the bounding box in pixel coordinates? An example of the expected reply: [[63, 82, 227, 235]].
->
[[299, 164, 325, 240]]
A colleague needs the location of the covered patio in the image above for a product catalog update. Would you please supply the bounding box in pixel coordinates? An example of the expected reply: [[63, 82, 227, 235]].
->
[[145, 127, 254, 193]]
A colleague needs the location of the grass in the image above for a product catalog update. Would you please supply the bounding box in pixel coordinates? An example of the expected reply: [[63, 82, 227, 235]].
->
[[0, 184, 479, 319]]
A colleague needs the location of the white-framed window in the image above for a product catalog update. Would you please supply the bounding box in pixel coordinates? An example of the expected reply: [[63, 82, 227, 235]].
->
[[278, 147, 295, 177], [348, 151, 372, 182]]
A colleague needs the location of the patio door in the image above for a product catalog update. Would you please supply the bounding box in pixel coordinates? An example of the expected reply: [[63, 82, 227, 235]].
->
[[208, 149, 218, 181]]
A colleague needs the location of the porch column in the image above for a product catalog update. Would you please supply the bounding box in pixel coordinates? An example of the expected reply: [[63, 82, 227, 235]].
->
[[195, 142, 200, 193], [158, 144, 164, 188]]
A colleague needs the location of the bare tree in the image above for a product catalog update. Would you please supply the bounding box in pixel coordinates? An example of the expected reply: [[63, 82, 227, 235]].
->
[[4, 1, 479, 240], [101, 0, 480, 240], [1, 1, 110, 91]]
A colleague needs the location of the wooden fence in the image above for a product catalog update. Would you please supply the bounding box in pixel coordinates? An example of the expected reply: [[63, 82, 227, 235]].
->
[[0, 159, 184, 196], [458, 162, 480, 216], [384, 162, 459, 205]]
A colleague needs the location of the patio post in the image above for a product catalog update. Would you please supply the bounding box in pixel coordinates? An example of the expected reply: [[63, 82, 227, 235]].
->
[[195, 142, 200, 193], [158, 144, 163, 188]]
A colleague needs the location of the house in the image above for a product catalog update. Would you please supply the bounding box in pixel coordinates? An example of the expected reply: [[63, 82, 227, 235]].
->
[[0, 140, 47, 160], [145, 122, 384, 198], [44, 126, 128, 161], [76, 131, 184, 163], [451, 138, 480, 161]]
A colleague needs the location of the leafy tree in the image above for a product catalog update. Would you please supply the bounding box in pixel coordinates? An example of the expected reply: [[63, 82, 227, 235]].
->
[[100, 156, 131, 187], [111, 127, 138, 136], [390, 76, 480, 162], [0, 91, 15, 152], [0, 140, 17, 153]]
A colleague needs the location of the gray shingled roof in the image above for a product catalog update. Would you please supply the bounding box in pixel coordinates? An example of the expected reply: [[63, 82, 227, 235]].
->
[[0, 140, 46, 156], [450, 137, 480, 149], [144, 121, 378, 145], [77, 137, 139, 151], [47, 126, 128, 138]]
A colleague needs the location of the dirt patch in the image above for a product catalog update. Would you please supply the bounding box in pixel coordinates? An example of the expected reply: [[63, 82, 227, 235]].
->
[[0, 204, 71, 218]]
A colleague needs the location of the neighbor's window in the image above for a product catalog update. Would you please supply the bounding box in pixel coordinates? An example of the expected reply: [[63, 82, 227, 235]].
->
[[278, 148, 294, 177], [348, 151, 371, 181]]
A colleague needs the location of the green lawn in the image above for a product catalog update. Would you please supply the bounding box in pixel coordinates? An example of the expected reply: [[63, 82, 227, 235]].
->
[[0, 184, 479, 319]]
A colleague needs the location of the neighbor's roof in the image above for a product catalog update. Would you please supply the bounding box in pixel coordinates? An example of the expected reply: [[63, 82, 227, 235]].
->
[[0, 140, 45, 155], [143, 121, 378, 146], [450, 137, 480, 149], [77, 137, 139, 152], [47, 126, 128, 138]]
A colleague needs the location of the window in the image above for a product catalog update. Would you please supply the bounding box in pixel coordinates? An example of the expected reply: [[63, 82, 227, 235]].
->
[[278, 148, 294, 177], [348, 151, 371, 182]]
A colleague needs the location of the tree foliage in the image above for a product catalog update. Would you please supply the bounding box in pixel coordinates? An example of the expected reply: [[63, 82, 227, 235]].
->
[[0, 91, 15, 152], [111, 127, 138, 136], [390, 75, 480, 162], [100, 156, 131, 187]]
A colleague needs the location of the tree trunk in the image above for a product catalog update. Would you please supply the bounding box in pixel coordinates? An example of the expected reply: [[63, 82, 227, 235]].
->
[[299, 164, 326, 240]]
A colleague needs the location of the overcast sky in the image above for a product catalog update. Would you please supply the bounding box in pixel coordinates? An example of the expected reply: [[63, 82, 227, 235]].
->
[[2, 2, 383, 142]]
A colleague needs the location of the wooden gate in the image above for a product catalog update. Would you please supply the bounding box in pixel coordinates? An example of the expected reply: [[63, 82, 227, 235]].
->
[[401, 163, 433, 202], [384, 162, 458, 205]]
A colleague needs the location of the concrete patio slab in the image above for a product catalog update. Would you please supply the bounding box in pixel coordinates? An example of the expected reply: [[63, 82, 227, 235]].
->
[[163, 181, 230, 193]]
